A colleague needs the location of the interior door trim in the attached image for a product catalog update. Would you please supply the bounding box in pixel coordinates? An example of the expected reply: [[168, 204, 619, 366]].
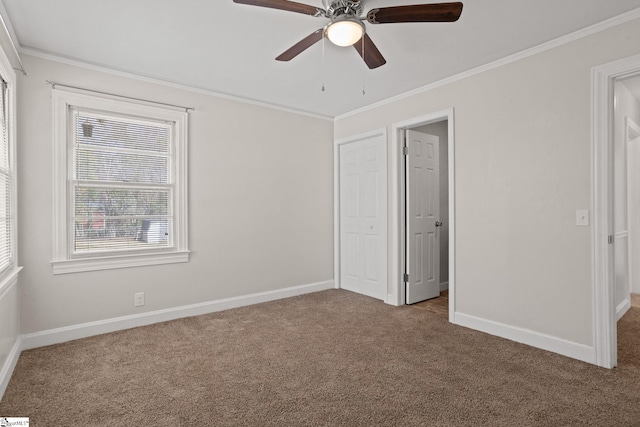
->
[[333, 128, 388, 294], [592, 53, 640, 369], [390, 109, 456, 321]]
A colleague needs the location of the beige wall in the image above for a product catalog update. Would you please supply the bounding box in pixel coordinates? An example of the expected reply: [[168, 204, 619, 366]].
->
[[335, 18, 640, 346], [17, 54, 335, 334]]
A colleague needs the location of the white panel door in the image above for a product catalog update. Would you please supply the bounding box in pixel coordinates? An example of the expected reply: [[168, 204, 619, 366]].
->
[[406, 130, 440, 304], [339, 134, 387, 301]]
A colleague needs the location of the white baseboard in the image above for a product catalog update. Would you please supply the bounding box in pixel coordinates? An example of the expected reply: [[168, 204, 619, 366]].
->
[[454, 312, 596, 365], [22, 280, 334, 351], [616, 298, 631, 321], [0, 336, 22, 401], [440, 281, 449, 292]]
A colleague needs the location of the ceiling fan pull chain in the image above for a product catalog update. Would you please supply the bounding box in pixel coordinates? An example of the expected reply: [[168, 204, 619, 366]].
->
[[321, 35, 326, 92]]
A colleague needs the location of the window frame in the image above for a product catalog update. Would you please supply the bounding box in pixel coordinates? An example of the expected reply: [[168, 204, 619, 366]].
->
[[52, 89, 189, 274], [0, 43, 19, 292]]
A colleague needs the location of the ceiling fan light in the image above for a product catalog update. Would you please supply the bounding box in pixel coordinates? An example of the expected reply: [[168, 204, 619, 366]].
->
[[326, 18, 364, 47]]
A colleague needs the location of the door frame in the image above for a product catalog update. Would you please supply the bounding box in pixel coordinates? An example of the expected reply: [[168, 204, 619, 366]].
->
[[390, 108, 456, 320], [333, 128, 388, 293], [592, 53, 640, 369]]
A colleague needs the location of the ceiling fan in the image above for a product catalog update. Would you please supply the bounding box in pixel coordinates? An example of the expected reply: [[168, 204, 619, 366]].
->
[[233, 0, 463, 69]]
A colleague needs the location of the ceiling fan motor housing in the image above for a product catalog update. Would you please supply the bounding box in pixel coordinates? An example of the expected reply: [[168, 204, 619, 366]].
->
[[322, 0, 364, 19]]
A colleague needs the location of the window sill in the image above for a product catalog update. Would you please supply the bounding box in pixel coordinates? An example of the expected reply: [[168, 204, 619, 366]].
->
[[51, 251, 189, 274]]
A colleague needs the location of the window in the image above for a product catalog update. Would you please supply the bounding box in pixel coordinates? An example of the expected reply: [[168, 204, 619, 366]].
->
[[0, 79, 11, 274], [52, 90, 188, 274], [0, 76, 15, 280]]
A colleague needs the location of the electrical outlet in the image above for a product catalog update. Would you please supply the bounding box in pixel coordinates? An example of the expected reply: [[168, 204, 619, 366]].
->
[[134, 292, 145, 307]]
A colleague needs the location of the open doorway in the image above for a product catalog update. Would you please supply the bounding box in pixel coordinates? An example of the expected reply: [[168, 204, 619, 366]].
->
[[405, 123, 449, 309], [614, 74, 640, 367], [615, 75, 640, 316], [389, 109, 455, 320], [593, 53, 640, 368]]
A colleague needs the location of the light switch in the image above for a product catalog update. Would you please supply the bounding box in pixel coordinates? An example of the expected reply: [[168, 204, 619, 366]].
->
[[576, 210, 589, 226]]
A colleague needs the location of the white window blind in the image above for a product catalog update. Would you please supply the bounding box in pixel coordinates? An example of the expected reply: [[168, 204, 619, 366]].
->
[[69, 108, 174, 255], [0, 79, 12, 273]]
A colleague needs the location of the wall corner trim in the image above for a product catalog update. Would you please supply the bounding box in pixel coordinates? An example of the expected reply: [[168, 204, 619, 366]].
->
[[454, 312, 596, 365], [0, 335, 22, 401], [20, 280, 334, 351]]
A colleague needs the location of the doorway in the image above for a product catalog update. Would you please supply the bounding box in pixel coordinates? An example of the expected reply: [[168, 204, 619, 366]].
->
[[593, 53, 640, 368], [404, 125, 449, 305], [614, 75, 640, 366], [390, 109, 456, 319], [626, 113, 640, 299]]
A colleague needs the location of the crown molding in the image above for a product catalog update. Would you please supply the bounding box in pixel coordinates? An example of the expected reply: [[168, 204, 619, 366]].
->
[[19, 47, 333, 121], [335, 7, 640, 121], [9, 5, 640, 122], [0, 0, 24, 75]]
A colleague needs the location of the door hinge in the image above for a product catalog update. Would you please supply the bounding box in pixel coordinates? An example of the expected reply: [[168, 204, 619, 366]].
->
[[608, 235, 614, 244], [402, 146, 408, 156], [404, 273, 409, 283]]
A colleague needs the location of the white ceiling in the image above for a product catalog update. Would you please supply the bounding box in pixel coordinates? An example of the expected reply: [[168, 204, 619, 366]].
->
[[3, 0, 640, 117]]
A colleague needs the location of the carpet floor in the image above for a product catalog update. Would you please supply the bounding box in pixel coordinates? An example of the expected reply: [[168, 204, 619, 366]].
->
[[1, 289, 640, 426]]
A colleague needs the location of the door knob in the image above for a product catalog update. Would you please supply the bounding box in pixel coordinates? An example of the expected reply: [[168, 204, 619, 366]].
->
[[435, 221, 443, 227]]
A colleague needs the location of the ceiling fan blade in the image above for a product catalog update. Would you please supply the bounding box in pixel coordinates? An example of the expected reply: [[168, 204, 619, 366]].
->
[[353, 33, 386, 69], [276, 29, 324, 61], [367, 2, 463, 24], [233, 0, 320, 16]]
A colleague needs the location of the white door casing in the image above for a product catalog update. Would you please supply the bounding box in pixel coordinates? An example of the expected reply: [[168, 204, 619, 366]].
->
[[592, 52, 640, 369], [405, 130, 441, 304], [338, 131, 387, 300], [388, 109, 455, 319]]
